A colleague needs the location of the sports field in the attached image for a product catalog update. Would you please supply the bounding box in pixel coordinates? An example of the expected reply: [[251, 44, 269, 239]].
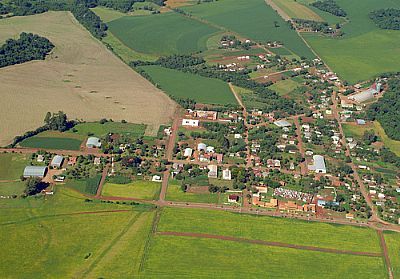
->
[[303, 0, 400, 83], [0, 11, 175, 146], [270, 0, 323, 21], [181, 0, 315, 59], [0, 153, 29, 180], [138, 65, 237, 105], [102, 180, 161, 200], [107, 12, 219, 56], [0, 187, 155, 278], [269, 78, 301, 96]]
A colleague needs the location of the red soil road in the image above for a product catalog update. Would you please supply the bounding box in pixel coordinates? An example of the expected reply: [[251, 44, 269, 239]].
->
[[293, 115, 307, 175], [96, 164, 110, 198], [377, 230, 394, 279], [157, 231, 382, 257], [0, 148, 111, 158]]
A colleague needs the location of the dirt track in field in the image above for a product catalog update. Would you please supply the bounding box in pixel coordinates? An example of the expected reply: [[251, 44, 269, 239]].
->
[[158, 231, 383, 257], [0, 11, 176, 146]]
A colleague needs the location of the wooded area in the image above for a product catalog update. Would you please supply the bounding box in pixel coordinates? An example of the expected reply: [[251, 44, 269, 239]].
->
[[311, 0, 347, 17], [369, 9, 400, 30]]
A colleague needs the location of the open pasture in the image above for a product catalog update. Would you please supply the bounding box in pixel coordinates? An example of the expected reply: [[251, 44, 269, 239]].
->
[[102, 180, 161, 200], [304, 0, 400, 83], [20, 137, 82, 150], [269, 78, 301, 96], [0, 11, 175, 146], [0, 153, 29, 180], [142, 234, 386, 278], [181, 0, 315, 59], [0, 181, 25, 196], [138, 65, 237, 105], [158, 207, 382, 253], [166, 180, 219, 204], [107, 12, 219, 56]]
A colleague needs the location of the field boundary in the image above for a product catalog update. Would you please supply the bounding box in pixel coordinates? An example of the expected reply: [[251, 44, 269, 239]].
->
[[158, 231, 383, 257]]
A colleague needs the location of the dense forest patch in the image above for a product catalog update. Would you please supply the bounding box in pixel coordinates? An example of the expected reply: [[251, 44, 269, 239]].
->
[[369, 9, 400, 30], [0, 32, 54, 68], [368, 77, 400, 140], [311, 0, 347, 17]]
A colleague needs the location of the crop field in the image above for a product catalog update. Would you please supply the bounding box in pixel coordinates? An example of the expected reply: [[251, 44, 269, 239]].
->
[[384, 231, 400, 279], [0, 11, 175, 146], [166, 180, 219, 203], [20, 137, 83, 150], [70, 122, 146, 139], [0, 187, 156, 278], [138, 65, 237, 105], [158, 207, 382, 253], [181, 0, 315, 59], [0, 153, 29, 180], [142, 235, 385, 278], [303, 0, 400, 83], [270, 0, 323, 21], [107, 12, 219, 56], [102, 180, 161, 200]]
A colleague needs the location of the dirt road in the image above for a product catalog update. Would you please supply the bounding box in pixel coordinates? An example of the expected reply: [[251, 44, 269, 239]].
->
[[377, 230, 394, 279]]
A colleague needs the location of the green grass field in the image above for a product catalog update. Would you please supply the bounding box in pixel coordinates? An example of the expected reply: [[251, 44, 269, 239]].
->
[[166, 180, 219, 203], [91, 7, 126, 23], [102, 180, 161, 200], [158, 207, 381, 253], [0, 181, 25, 196], [70, 122, 146, 139], [20, 137, 82, 150], [384, 231, 400, 279], [303, 0, 400, 83], [138, 65, 237, 105], [181, 0, 315, 59], [107, 12, 219, 56], [269, 78, 300, 95], [0, 153, 29, 180], [142, 235, 386, 278], [0, 187, 155, 278]]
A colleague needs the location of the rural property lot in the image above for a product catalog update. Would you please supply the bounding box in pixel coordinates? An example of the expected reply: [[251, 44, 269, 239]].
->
[[304, 0, 400, 83], [181, 0, 315, 59], [0, 11, 176, 146]]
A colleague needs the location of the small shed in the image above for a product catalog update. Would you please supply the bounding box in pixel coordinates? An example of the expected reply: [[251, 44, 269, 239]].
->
[[50, 155, 64, 169], [86, 137, 102, 148], [197, 143, 207, 151]]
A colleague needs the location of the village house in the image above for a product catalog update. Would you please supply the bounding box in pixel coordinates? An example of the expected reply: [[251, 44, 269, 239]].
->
[[182, 119, 199, 127]]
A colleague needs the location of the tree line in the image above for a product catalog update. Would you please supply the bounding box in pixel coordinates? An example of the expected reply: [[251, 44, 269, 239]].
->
[[367, 76, 400, 141], [369, 9, 400, 30], [0, 32, 54, 68], [311, 0, 347, 17], [131, 55, 305, 116]]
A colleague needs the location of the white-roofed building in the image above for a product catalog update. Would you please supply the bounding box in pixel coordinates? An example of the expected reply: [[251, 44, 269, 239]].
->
[[274, 120, 292, 128], [182, 119, 199, 127], [349, 88, 377, 103], [207, 165, 218, 179], [197, 143, 207, 151], [222, 169, 231, 180], [86, 137, 101, 148], [23, 166, 48, 178], [309, 155, 327, 173], [50, 155, 64, 169], [184, 148, 193, 157]]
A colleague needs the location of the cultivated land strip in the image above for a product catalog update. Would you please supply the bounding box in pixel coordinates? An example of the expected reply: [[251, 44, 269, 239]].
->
[[377, 230, 394, 279], [157, 231, 383, 257]]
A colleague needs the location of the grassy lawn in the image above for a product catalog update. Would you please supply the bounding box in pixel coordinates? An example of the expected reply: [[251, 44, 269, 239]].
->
[[91, 7, 126, 23], [64, 176, 102, 196], [271, 0, 323, 21], [0, 153, 29, 180], [158, 207, 382, 253], [385, 231, 400, 279], [102, 180, 161, 200], [138, 65, 237, 105], [142, 235, 386, 278], [303, 0, 400, 83], [0, 187, 155, 278], [181, 0, 315, 59], [108, 12, 219, 56], [70, 122, 146, 139], [0, 181, 25, 196], [166, 180, 219, 204], [373, 121, 400, 157], [269, 78, 300, 96]]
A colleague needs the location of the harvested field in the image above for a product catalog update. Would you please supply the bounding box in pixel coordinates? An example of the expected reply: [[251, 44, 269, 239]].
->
[[270, 0, 323, 21], [0, 11, 176, 146]]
